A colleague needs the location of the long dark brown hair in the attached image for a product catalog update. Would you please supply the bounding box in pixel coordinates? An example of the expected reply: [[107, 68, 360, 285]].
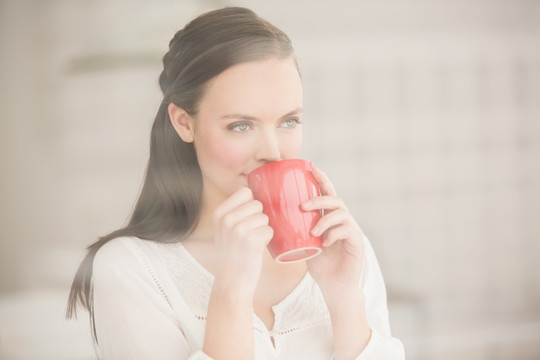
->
[[66, 6, 296, 337]]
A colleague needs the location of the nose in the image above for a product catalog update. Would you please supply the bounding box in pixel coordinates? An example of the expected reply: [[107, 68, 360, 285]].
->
[[255, 130, 281, 163]]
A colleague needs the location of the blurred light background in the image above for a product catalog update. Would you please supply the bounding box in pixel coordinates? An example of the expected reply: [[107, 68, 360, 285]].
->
[[1, 0, 539, 359]]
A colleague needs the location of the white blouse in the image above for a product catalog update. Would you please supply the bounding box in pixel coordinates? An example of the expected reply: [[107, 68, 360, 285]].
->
[[92, 236, 404, 359]]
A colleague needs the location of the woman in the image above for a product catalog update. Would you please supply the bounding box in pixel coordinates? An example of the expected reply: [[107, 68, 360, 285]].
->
[[67, 7, 404, 359]]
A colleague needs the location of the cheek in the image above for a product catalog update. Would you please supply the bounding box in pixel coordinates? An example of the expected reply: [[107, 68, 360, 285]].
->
[[200, 133, 251, 168], [281, 130, 303, 158]]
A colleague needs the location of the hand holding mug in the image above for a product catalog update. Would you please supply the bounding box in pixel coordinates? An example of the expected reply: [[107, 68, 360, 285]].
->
[[302, 167, 365, 294], [212, 187, 273, 296]]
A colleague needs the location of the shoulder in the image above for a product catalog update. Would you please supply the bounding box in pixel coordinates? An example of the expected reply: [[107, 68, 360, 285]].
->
[[93, 237, 151, 279], [362, 234, 380, 270], [94, 237, 138, 264], [359, 234, 388, 300]]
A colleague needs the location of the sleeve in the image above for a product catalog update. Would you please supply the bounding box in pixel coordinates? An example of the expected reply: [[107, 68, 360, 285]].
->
[[92, 238, 213, 360], [353, 235, 405, 360]]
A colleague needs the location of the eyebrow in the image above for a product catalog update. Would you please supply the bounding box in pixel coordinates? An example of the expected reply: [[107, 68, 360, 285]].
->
[[220, 107, 303, 121]]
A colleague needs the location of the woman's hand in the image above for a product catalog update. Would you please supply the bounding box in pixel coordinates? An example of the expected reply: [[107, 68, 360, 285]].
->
[[204, 187, 272, 359], [303, 167, 371, 359], [212, 186, 273, 297], [303, 167, 365, 297]]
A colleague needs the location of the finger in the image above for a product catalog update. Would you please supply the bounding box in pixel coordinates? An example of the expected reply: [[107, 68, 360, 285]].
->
[[232, 213, 270, 236], [312, 167, 337, 197], [301, 195, 345, 212], [322, 225, 351, 247], [311, 208, 349, 237], [249, 225, 274, 246], [213, 187, 253, 221], [220, 200, 264, 228]]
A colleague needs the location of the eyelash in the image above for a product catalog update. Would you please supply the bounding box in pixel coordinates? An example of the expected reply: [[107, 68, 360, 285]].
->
[[282, 117, 303, 128], [228, 122, 251, 132], [228, 118, 303, 132]]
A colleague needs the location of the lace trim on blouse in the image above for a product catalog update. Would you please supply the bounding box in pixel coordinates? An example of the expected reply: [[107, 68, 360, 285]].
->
[[144, 240, 330, 336]]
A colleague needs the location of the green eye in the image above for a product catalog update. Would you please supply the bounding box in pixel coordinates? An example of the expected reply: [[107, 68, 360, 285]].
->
[[230, 122, 250, 132], [282, 118, 301, 128]]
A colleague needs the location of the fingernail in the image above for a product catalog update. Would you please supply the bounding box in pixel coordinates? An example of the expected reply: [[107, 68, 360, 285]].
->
[[311, 226, 320, 236], [302, 200, 312, 209]]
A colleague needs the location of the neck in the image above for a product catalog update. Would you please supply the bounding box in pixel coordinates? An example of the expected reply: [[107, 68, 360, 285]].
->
[[191, 184, 227, 242]]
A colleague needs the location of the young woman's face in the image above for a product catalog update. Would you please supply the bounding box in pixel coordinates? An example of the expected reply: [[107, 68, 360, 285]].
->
[[193, 57, 303, 204]]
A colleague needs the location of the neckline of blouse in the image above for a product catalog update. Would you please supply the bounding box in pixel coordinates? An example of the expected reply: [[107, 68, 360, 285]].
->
[[174, 241, 313, 315]]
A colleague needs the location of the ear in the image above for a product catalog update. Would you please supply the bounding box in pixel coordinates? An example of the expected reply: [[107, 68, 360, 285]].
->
[[168, 103, 195, 143]]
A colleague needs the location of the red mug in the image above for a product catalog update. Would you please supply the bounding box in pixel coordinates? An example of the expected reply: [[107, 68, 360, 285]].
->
[[247, 159, 322, 263]]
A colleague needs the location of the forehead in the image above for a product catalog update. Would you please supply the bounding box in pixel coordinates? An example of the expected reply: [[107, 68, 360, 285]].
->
[[198, 58, 303, 117]]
